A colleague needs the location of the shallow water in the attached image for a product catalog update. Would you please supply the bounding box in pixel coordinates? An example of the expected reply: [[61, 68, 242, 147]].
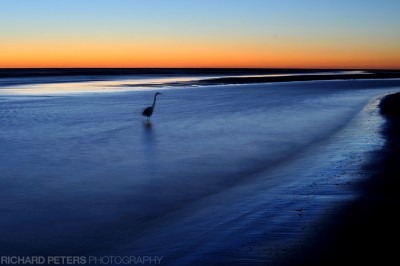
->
[[1, 78, 400, 264]]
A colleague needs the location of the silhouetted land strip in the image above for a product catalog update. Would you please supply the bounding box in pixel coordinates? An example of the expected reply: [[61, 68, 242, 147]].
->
[[115, 71, 400, 88], [0, 68, 350, 78], [1, 69, 400, 88], [288, 92, 400, 266], [121, 71, 400, 87], [0, 68, 399, 80], [194, 72, 400, 86]]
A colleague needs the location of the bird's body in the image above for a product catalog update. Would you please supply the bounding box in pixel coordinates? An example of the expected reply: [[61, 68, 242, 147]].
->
[[142, 106, 154, 117], [142, 92, 162, 121]]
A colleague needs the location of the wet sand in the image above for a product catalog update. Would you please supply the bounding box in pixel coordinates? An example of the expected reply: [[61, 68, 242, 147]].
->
[[285, 92, 400, 265]]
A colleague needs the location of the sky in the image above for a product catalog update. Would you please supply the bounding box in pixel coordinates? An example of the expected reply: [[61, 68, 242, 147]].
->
[[1, 0, 400, 69]]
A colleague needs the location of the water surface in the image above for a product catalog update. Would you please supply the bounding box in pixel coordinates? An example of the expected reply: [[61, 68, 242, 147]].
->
[[1, 77, 400, 264]]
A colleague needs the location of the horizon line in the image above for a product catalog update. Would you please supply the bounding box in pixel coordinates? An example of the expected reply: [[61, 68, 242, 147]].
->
[[1, 67, 399, 71]]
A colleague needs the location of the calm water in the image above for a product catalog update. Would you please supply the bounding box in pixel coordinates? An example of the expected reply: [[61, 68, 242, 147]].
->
[[1, 76, 400, 264]]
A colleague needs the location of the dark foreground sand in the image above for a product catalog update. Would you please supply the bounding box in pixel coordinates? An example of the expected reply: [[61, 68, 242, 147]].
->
[[283, 92, 400, 266]]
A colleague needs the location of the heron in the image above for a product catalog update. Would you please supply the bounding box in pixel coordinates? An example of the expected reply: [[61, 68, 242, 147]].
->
[[142, 92, 162, 122]]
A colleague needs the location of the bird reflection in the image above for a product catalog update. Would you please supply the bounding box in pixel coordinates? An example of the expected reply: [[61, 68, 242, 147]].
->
[[142, 119, 154, 142], [143, 120, 153, 129], [142, 117, 157, 170]]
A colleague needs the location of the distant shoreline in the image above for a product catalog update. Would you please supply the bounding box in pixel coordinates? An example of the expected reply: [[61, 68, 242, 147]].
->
[[1, 68, 400, 89], [0, 68, 399, 79], [0, 68, 365, 78], [194, 71, 400, 86]]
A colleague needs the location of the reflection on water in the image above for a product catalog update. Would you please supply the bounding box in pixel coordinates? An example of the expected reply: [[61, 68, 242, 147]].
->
[[142, 121, 158, 172], [0, 76, 202, 95], [0, 70, 367, 96], [143, 120, 153, 130]]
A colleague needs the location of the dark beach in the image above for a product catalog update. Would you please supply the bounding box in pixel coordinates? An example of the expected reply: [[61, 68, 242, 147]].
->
[[284, 92, 400, 265]]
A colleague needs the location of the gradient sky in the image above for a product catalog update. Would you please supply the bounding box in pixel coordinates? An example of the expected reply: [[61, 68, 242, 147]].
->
[[1, 0, 400, 68]]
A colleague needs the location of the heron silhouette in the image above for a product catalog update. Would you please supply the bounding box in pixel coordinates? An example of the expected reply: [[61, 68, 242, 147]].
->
[[142, 92, 162, 122]]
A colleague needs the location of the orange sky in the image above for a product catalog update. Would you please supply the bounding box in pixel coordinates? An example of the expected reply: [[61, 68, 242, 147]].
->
[[2, 38, 399, 69], [1, 0, 400, 69]]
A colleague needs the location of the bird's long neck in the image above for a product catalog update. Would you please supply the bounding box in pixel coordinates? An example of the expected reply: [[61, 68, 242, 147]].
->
[[152, 94, 158, 108]]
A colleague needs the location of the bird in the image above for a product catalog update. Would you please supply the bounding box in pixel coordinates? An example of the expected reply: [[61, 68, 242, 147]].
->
[[142, 92, 162, 122]]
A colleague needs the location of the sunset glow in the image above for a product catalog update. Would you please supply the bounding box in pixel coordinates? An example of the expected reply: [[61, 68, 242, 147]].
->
[[1, 0, 400, 69]]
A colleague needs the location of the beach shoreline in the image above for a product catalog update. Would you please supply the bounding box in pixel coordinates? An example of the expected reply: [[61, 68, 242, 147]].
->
[[282, 92, 400, 265]]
